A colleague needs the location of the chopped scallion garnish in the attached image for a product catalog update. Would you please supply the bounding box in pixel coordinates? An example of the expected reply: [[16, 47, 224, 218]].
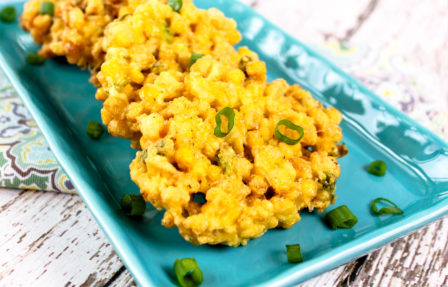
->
[[274, 119, 304, 145], [1, 6, 16, 23], [174, 258, 203, 287], [140, 150, 148, 163], [27, 53, 46, 65], [39, 1, 55, 16], [325, 205, 357, 229], [368, 160, 387, 176], [189, 53, 204, 68], [162, 23, 173, 43], [118, 13, 131, 21], [371, 197, 403, 215], [168, 0, 183, 13], [239, 55, 252, 74], [214, 107, 235, 138], [121, 194, 146, 217], [286, 244, 303, 263], [86, 120, 105, 140]]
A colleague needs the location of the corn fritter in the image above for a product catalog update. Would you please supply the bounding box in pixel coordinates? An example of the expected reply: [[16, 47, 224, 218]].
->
[[95, 0, 241, 141], [20, 0, 146, 68], [98, 0, 347, 246]]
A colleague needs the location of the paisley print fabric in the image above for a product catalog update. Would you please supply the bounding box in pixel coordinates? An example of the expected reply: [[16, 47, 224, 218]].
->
[[0, 71, 76, 193]]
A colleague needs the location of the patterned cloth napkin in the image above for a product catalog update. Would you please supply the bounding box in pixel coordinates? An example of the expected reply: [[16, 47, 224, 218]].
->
[[0, 75, 76, 193], [0, 42, 446, 194]]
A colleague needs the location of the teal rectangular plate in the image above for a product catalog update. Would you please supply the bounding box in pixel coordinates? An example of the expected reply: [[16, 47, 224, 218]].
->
[[1, 1, 448, 286]]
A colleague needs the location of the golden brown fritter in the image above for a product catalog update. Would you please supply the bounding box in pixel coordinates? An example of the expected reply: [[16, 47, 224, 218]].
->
[[21, 0, 145, 69], [95, 0, 241, 140], [98, 0, 347, 246]]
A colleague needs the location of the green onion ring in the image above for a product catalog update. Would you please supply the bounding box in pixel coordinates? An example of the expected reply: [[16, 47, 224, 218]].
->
[[324, 205, 357, 230], [1, 6, 16, 23], [214, 107, 235, 138], [368, 160, 387, 176], [274, 119, 304, 145], [372, 197, 403, 215], [86, 120, 105, 140], [26, 53, 46, 65], [121, 194, 146, 217], [173, 258, 203, 287], [286, 244, 303, 263]]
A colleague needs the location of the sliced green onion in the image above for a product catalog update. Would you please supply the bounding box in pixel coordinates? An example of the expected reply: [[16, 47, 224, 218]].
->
[[318, 171, 336, 193], [39, 1, 55, 16], [86, 120, 105, 140], [239, 55, 253, 74], [325, 205, 357, 229], [1, 6, 16, 23], [372, 197, 403, 215], [162, 23, 173, 43], [286, 244, 303, 263], [141, 150, 148, 163], [274, 119, 304, 145], [214, 107, 235, 137], [368, 160, 387, 176], [168, 0, 183, 13], [189, 53, 204, 68], [151, 61, 166, 74], [174, 258, 203, 287], [121, 194, 146, 217], [119, 13, 131, 21], [27, 53, 46, 65]]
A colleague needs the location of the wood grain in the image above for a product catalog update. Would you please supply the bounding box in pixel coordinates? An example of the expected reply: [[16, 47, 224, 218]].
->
[[300, 217, 448, 287], [110, 268, 137, 287], [1, 0, 448, 286], [0, 189, 125, 286], [242, 0, 448, 106]]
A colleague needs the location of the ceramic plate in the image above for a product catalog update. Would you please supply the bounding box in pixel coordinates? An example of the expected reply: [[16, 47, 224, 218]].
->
[[1, 1, 447, 286]]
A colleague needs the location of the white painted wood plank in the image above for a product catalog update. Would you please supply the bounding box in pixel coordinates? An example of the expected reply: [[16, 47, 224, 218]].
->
[[111, 269, 137, 287], [354, 217, 448, 287], [0, 189, 125, 286], [0, 188, 21, 207], [299, 264, 357, 287]]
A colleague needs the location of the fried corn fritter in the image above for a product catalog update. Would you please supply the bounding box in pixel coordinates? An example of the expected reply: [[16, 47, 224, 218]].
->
[[20, 0, 144, 68], [99, 0, 347, 246], [95, 0, 241, 140]]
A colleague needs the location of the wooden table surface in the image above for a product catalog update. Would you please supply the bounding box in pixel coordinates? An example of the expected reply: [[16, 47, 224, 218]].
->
[[1, 0, 447, 286]]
